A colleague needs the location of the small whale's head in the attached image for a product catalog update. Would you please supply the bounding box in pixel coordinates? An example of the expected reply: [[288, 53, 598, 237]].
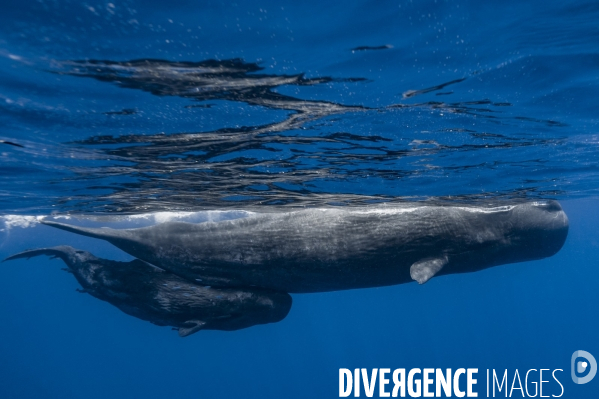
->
[[204, 289, 292, 332]]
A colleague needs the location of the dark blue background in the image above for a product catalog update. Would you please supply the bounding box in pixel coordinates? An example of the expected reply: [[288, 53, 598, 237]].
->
[[1, 0, 598, 397]]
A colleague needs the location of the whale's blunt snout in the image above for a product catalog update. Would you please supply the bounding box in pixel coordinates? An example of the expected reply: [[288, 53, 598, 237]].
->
[[219, 290, 292, 331], [269, 291, 293, 323], [525, 200, 569, 258], [535, 200, 569, 233], [254, 291, 293, 324]]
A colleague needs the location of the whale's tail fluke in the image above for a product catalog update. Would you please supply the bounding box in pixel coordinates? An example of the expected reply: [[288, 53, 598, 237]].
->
[[40, 220, 127, 240], [40, 220, 142, 249], [38, 220, 149, 266], [3, 245, 78, 265]]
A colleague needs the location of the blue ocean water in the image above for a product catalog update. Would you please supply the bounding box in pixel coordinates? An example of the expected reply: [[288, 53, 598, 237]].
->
[[0, 0, 598, 398]]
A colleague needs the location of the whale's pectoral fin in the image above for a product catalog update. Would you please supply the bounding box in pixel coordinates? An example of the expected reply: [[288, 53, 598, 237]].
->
[[178, 320, 207, 337], [410, 256, 448, 285]]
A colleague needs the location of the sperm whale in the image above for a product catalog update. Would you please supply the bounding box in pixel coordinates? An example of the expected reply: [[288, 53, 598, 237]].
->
[[39, 201, 569, 293], [4, 246, 292, 336]]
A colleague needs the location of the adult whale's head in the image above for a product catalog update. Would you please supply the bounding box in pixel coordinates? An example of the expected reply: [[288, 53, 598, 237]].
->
[[4, 246, 292, 335], [427, 200, 569, 280], [503, 200, 569, 259]]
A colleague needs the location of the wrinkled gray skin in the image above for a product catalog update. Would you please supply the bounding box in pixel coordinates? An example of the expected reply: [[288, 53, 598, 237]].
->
[[4, 246, 291, 336], [41, 201, 569, 293]]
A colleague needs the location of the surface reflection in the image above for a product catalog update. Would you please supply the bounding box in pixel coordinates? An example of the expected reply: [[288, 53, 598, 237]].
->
[[45, 57, 570, 213]]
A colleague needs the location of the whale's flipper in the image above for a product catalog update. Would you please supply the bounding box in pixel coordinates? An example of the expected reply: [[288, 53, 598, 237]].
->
[[410, 256, 448, 284], [178, 320, 207, 337]]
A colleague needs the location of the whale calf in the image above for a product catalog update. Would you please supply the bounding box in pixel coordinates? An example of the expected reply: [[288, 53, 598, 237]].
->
[[40, 201, 569, 293], [4, 246, 291, 335]]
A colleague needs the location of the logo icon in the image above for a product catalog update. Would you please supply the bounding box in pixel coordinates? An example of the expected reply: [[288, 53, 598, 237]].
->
[[571, 350, 597, 384]]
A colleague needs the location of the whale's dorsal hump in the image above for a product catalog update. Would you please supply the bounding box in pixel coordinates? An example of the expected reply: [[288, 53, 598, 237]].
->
[[410, 256, 448, 285], [178, 320, 207, 337]]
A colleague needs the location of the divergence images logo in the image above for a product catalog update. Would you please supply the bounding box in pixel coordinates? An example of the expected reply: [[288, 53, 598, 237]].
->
[[571, 350, 597, 384]]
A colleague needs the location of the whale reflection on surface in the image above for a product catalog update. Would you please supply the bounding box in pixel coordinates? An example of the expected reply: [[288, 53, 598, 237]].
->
[[39, 57, 579, 214]]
